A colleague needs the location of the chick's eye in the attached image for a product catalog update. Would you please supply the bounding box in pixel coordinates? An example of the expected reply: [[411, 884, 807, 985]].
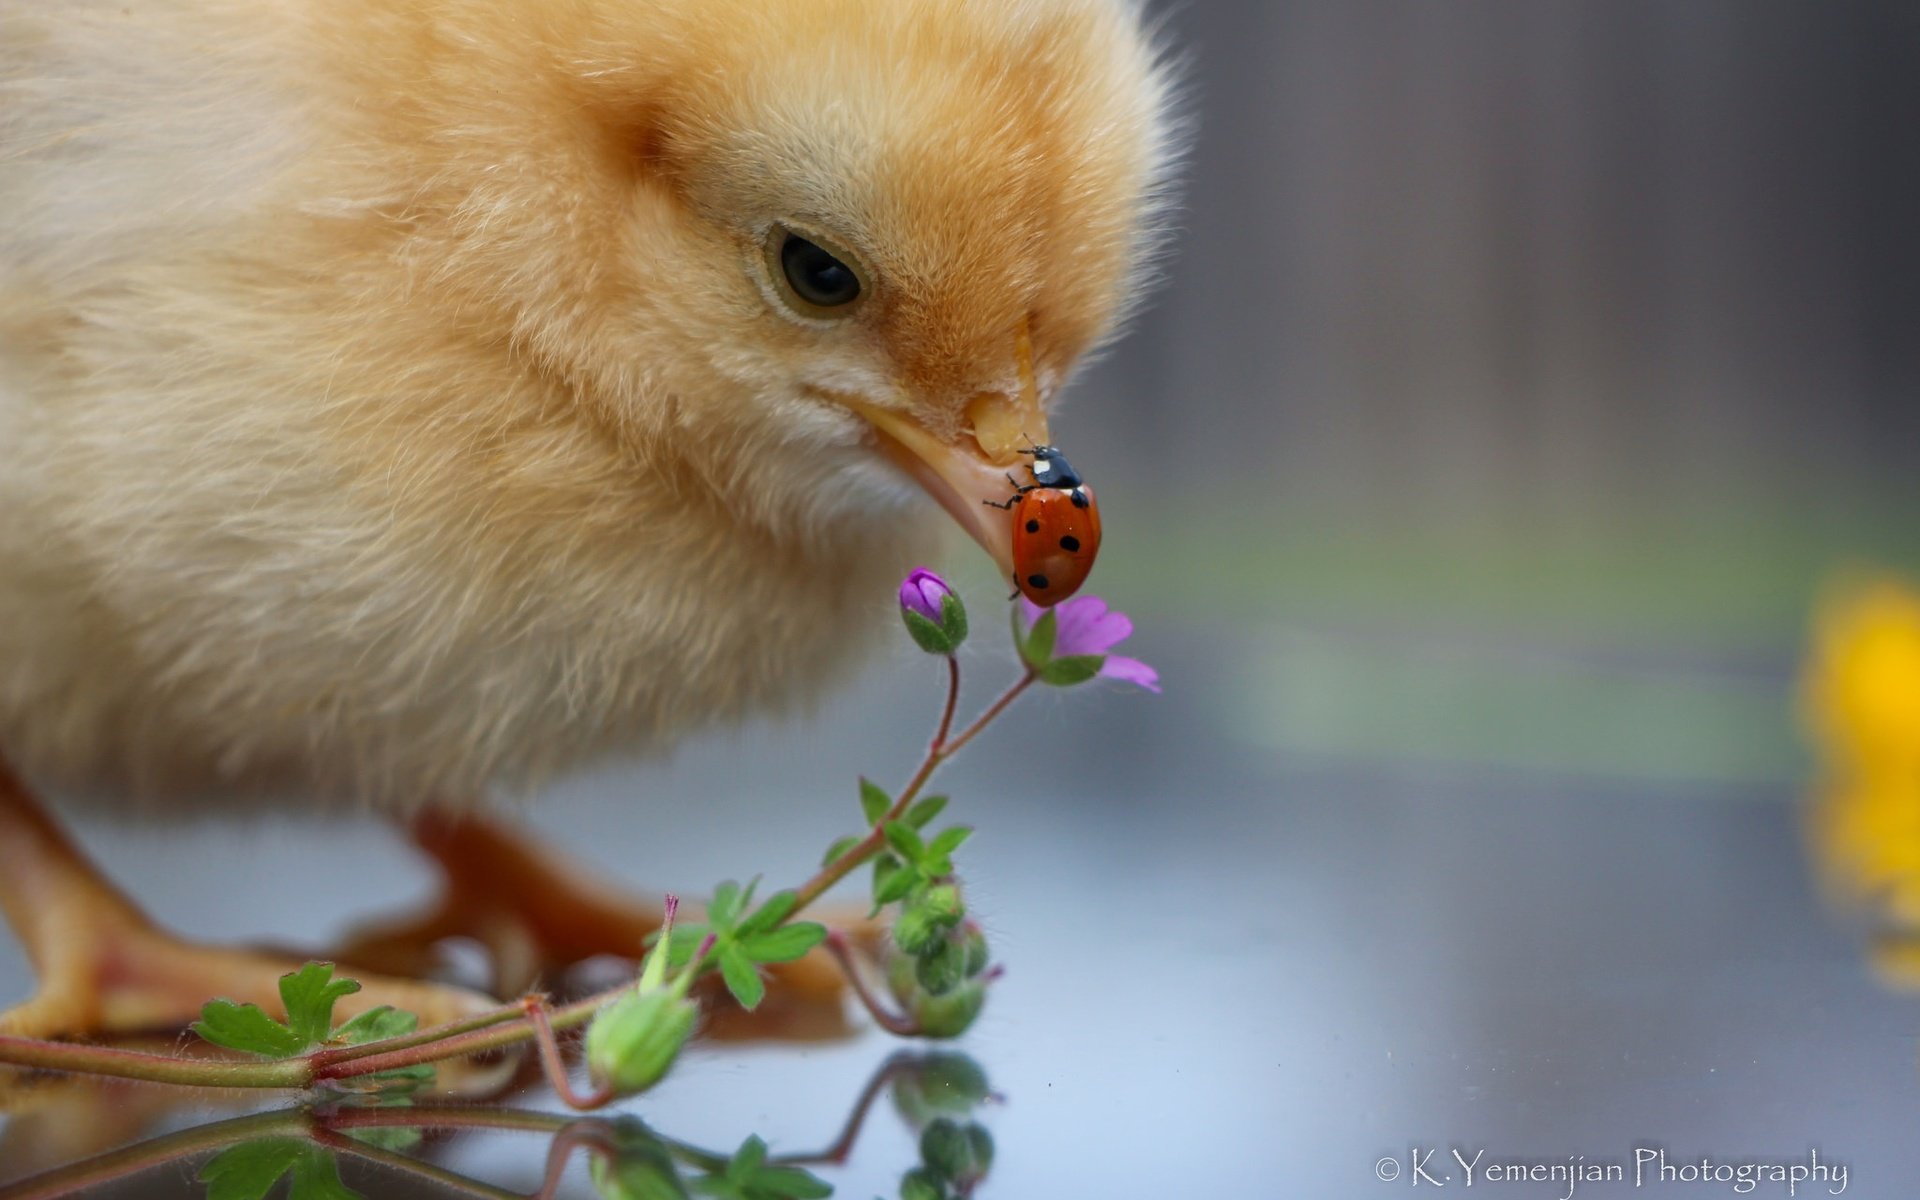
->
[[775, 231, 862, 310]]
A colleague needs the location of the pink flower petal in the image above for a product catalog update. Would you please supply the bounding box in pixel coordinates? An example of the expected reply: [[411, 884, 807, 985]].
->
[[1099, 655, 1161, 693], [1053, 595, 1134, 657]]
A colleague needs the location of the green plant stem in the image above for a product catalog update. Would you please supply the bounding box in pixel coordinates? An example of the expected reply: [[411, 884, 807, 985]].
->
[[0, 982, 627, 1091], [939, 670, 1035, 758], [790, 667, 1035, 914], [0, 656, 1034, 1094], [307, 987, 615, 1084], [0, 1037, 310, 1089], [307, 1001, 529, 1070]]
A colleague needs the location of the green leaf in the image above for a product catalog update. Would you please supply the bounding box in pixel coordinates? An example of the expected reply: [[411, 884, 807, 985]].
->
[[717, 944, 766, 1012], [938, 591, 970, 647], [740, 921, 828, 963], [657, 922, 711, 966], [331, 1005, 417, 1046], [859, 777, 891, 825], [820, 835, 861, 867], [1038, 653, 1104, 687], [279, 963, 363, 1048], [872, 861, 921, 909], [883, 820, 926, 862], [904, 794, 949, 830], [902, 607, 956, 655], [928, 826, 973, 859], [192, 1000, 307, 1059], [1021, 608, 1059, 667], [289, 1148, 362, 1200], [737, 889, 798, 937], [199, 1139, 308, 1200], [708, 881, 746, 931], [870, 855, 902, 916]]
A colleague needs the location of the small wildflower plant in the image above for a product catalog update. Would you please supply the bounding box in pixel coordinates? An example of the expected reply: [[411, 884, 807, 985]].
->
[[15, 1051, 997, 1200], [0, 573, 1155, 1109]]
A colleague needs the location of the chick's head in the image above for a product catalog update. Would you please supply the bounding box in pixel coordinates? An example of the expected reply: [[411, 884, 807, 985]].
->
[[370, 0, 1179, 565]]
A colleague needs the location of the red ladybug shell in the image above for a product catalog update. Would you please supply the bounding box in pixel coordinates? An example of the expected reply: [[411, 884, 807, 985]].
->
[[1011, 485, 1101, 607]]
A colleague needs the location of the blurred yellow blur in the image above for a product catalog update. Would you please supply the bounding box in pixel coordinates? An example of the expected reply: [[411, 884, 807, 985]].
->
[[1805, 577, 1920, 986]]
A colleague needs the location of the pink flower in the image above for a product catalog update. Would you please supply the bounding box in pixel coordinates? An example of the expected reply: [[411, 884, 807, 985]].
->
[[899, 568, 955, 623], [898, 568, 968, 654], [1016, 595, 1160, 692]]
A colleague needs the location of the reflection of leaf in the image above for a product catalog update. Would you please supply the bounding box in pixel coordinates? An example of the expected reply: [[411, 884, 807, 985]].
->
[[343, 1126, 424, 1152], [198, 1141, 363, 1200], [200, 1140, 307, 1200], [690, 1135, 832, 1200], [594, 1118, 693, 1199], [289, 1150, 361, 1200]]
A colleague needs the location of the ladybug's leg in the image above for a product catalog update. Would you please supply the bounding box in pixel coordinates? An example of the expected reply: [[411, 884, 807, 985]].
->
[[981, 479, 1029, 510]]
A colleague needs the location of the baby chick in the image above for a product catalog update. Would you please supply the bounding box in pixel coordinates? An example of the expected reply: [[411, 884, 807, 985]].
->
[[0, 0, 1177, 1038]]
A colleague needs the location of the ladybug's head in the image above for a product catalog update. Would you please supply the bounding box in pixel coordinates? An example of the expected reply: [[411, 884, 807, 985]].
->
[[1025, 445, 1083, 490]]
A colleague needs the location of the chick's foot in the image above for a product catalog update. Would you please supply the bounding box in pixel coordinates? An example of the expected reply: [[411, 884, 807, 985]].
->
[[336, 809, 867, 1042], [0, 755, 492, 1042]]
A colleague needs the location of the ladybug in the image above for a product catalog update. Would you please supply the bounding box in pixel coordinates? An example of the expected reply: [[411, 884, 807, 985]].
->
[[984, 444, 1102, 607]]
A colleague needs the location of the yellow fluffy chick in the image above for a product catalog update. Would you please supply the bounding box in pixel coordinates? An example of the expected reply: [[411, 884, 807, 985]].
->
[[0, 0, 1178, 1038]]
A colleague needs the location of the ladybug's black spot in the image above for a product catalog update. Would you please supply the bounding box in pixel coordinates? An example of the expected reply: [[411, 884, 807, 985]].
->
[[1070, 489, 1090, 508], [1026, 574, 1050, 590], [1059, 534, 1081, 552], [1025, 519, 1040, 533]]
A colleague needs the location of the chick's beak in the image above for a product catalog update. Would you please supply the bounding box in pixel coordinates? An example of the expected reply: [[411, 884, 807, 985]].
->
[[850, 388, 1048, 579]]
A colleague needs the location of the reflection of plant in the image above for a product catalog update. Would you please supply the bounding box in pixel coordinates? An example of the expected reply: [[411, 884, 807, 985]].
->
[[199, 1140, 356, 1200], [884, 1054, 999, 1200], [1, 574, 1151, 1100], [0, 1052, 997, 1200], [686, 1136, 833, 1200]]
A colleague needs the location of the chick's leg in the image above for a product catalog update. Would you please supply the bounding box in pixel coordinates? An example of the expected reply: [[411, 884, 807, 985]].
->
[[337, 809, 863, 1041], [0, 753, 491, 1041]]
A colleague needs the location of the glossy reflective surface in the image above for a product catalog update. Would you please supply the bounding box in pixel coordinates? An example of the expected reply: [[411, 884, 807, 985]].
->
[[6, 616, 1920, 1194], [7, 0, 1920, 1194]]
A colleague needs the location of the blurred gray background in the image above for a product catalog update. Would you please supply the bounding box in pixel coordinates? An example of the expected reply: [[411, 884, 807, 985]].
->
[[5, 2, 1920, 1196]]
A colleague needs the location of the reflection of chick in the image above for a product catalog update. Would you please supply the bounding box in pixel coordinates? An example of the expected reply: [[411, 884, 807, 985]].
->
[[0, 0, 1178, 1037]]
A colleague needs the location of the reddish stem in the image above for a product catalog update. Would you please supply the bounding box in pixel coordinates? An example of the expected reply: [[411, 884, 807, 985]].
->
[[822, 931, 920, 1037], [520, 995, 615, 1111], [790, 668, 1034, 913]]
